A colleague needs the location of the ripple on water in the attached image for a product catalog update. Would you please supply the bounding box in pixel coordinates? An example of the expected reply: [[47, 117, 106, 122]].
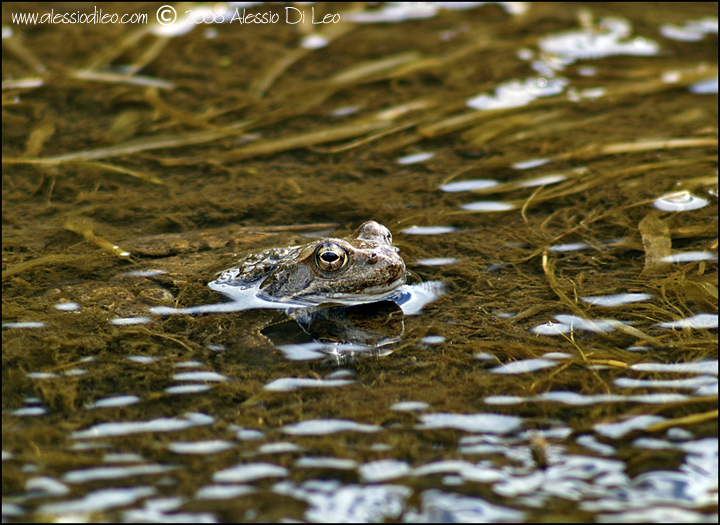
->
[[390, 401, 430, 411], [37, 486, 156, 516], [71, 412, 214, 439], [417, 413, 522, 434], [417, 460, 510, 485], [404, 489, 525, 522], [396, 151, 435, 164], [483, 396, 527, 405], [660, 17, 718, 42], [174, 360, 203, 368], [235, 428, 265, 441], [87, 395, 140, 409], [296, 457, 358, 470], [654, 191, 710, 211], [282, 419, 381, 435], [554, 314, 627, 333], [535, 391, 687, 405], [466, 77, 568, 110], [580, 437, 718, 519], [300, 34, 329, 50], [538, 17, 659, 60], [580, 293, 653, 306], [530, 321, 570, 335], [358, 459, 412, 482], [614, 375, 717, 391], [154, 279, 444, 317], [195, 484, 256, 500], [401, 225, 457, 235], [343, 2, 525, 24], [263, 377, 355, 392], [532, 315, 627, 335], [460, 201, 517, 212], [519, 173, 568, 187], [25, 477, 69, 496], [543, 352, 574, 359], [3, 321, 46, 329], [12, 407, 46, 416], [594, 415, 666, 439], [126, 356, 157, 364], [568, 87, 607, 101], [391, 281, 446, 315], [657, 313, 718, 329], [121, 269, 166, 277], [440, 179, 499, 192], [512, 157, 551, 170], [54, 302, 80, 311], [273, 480, 411, 523], [167, 440, 235, 454], [491, 358, 558, 374], [109, 317, 152, 326], [548, 242, 591, 252], [213, 463, 289, 483], [630, 360, 718, 375], [27, 372, 58, 379], [164, 384, 212, 395], [330, 105, 360, 116], [486, 389, 694, 406], [172, 371, 229, 382], [415, 257, 459, 266], [102, 452, 144, 463], [276, 342, 371, 361], [62, 464, 176, 484], [690, 76, 718, 94], [659, 251, 717, 263], [256, 442, 303, 455]]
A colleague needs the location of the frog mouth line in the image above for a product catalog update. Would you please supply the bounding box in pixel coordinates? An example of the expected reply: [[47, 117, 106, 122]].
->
[[296, 276, 407, 306]]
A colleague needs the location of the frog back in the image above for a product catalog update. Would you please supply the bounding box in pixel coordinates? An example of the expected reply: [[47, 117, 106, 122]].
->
[[214, 245, 303, 289]]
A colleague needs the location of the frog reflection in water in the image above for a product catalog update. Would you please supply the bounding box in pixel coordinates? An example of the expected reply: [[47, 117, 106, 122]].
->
[[209, 221, 406, 307]]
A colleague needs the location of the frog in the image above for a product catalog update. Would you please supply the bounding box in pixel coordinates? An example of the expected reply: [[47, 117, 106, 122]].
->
[[208, 221, 406, 307]]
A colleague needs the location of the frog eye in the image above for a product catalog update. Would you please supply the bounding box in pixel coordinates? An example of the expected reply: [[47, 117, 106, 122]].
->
[[314, 243, 348, 272]]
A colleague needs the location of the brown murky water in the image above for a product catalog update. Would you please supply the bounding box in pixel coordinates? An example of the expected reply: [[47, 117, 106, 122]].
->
[[3, 2, 718, 522]]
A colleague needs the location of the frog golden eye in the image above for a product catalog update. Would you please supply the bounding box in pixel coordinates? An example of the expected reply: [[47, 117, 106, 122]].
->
[[314, 243, 348, 272]]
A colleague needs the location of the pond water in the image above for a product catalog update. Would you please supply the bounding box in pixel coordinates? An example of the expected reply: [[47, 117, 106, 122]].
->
[[2, 2, 718, 522]]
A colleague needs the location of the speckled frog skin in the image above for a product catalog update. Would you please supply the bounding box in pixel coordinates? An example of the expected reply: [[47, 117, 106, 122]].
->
[[209, 221, 406, 306]]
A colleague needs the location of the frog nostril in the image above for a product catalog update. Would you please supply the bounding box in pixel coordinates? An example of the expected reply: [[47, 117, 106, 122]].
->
[[367, 252, 378, 265]]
